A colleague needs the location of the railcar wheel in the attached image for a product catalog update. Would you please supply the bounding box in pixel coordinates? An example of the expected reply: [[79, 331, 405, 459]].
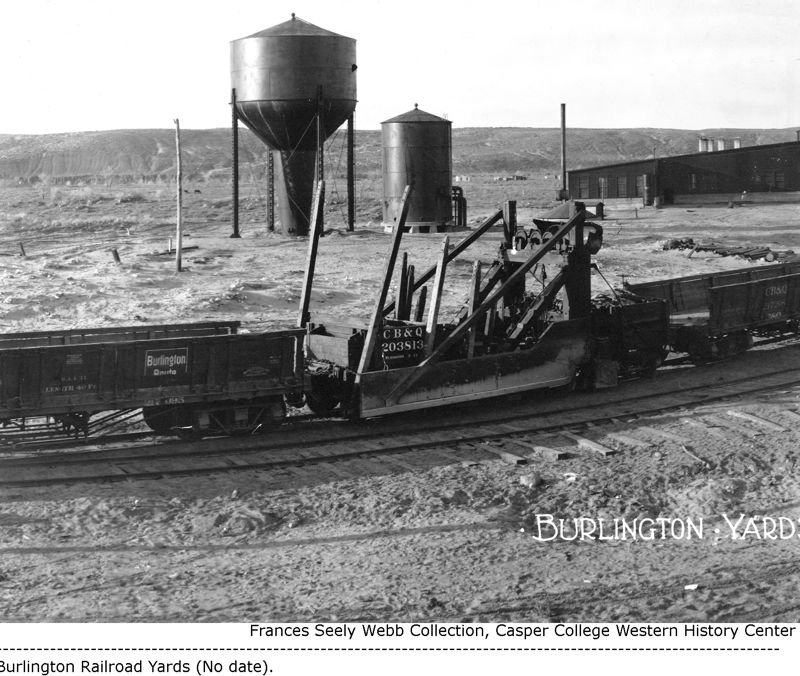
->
[[306, 374, 341, 416], [176, 427, 203, 441], [306, 391, 340, 416], [284, 391, 305, 409], [142, 406, 177, 435]]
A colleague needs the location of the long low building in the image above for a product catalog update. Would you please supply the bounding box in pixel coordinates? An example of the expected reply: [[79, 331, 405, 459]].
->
[[567, 139, 800, 205]]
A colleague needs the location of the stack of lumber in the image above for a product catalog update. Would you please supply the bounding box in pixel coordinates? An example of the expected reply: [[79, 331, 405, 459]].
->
[[662, 237, 796, 263]]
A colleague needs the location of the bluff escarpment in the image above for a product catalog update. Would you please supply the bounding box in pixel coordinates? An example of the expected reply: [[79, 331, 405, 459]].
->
[[1, 127, 796, 185]]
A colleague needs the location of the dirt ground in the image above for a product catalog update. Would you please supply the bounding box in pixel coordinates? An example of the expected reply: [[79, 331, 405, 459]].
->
[[1, 183, 800, 621]]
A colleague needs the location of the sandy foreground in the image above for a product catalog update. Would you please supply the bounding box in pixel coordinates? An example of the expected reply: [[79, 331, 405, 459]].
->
[[1, 185, 800, 621]]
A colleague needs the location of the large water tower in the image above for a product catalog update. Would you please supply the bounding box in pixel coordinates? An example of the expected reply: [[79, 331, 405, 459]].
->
[[230, 15, 357, 236]]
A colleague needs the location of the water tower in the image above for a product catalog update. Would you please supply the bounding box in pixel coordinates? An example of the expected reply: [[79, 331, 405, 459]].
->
[[230, 15, 357, 236]]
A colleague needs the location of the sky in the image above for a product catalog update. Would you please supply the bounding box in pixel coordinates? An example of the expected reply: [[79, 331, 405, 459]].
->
[[1, 0, 798, 134]]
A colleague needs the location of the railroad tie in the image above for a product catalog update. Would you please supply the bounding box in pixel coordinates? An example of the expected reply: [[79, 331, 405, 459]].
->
[[680, 417, 729, 440], [779, 408, 800, 426], [320, 461, 356, 479], [704, 414, 763, 438], [379, 453, 425, 471], [726, 409, 788, 433], [477, 442, 529, 465], [504, 437, 569, 460], [561, 431, 617, 457], [604, 432, 650, 449], [428, 448, 472, 466], [635, 426, 690, 444]]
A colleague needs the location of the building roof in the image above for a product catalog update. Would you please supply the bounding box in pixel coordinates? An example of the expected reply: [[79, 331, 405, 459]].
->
[[382, 105, 451, 125], [535, 203, 595, 220], [569, 139, 800, 174]]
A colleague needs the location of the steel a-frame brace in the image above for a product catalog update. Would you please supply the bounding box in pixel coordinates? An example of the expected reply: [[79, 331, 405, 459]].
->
[[384, 210, 587, 406]]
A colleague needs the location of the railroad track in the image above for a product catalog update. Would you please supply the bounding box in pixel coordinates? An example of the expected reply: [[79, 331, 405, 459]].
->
[[3, 342, 800, 488]]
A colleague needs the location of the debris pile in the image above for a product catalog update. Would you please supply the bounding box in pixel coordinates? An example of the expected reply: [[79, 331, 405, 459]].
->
[[663, 237, 796, 263]]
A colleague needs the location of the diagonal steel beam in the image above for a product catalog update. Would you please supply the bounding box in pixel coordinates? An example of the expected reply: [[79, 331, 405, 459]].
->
[[298, 180, 325, 328], [356, 185, 413, 378]]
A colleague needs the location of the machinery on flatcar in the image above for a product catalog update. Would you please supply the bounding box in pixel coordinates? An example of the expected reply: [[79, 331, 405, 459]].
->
[[305, 204, 667, 419]]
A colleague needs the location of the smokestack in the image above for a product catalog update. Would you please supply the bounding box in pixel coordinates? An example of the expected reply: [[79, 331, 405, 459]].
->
[[560, 103, 567, 199], [716, 138, 726, 151]]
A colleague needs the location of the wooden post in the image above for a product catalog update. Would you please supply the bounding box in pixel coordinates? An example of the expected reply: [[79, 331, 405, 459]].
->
[[18, 242, 26, 257], [405, 265, 415, 322], [347, 113, 355, 231], [425, 236, 450, 355], [231, 88, 241, 238], [393, 291, 402, 323], [357, 184, 412, 377], [466, 260, 482, 358], [414, 286, 428, 323], [397, 252, 408, 320], [111, 248, 121, 264], [503, 200, 516, 248], [174, 119, 184, 272], [560, 103, 567, 199], [298, 180, 325, 328]]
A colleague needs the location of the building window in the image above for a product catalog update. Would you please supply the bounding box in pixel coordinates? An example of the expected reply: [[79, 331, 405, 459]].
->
[[578, 176, 590, 199], [598, 177, 608, 199], [635, 175, 645, 198], [616, 176, 627, 198], [689, 173, 698, 191], [775, 172, 785, 189]]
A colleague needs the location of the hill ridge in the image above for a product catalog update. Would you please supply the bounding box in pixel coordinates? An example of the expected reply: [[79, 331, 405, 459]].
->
[[1, 126, 797, 185]]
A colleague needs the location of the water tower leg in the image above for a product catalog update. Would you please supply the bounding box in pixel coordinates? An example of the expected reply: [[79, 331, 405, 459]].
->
[[347, 113, 355, 231], [231, 87, 241, 238], [315, 86, 325, 186], [267, 150, 275, 231]]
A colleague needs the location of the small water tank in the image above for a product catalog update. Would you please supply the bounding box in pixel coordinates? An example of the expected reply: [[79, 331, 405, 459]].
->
[[381, 105, 453, 232]]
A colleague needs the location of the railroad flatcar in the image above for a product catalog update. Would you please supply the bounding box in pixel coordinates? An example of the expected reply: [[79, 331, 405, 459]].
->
[[304, 209, 611, 418]]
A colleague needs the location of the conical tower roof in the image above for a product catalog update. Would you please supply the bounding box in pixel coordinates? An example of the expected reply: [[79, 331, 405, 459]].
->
[[244, 14, 345, 38], [382, 104, 450, 124]]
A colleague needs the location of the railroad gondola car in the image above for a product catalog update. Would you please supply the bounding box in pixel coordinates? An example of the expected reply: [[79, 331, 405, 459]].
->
[[0, 322, 304, 437], [625, 262, 800, 361]]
